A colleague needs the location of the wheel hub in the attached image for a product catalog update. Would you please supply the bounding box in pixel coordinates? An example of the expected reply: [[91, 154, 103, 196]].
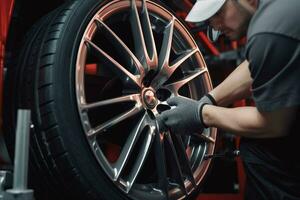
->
[[142, 89, 157, 109]]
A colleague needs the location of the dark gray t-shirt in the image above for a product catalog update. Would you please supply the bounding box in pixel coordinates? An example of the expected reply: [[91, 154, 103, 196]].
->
[[241, 1, 300, 198], [241, 0, 300, 194], [247, 0, 300, 41], [246, 0, 300, 111]]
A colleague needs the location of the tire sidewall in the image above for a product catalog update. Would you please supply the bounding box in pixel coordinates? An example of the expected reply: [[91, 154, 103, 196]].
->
[[44, 0, 129, 199]]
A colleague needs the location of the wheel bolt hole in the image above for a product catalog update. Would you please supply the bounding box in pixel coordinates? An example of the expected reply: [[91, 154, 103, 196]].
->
[[156, 89, 171, 101], [156, 104, 171, 114]]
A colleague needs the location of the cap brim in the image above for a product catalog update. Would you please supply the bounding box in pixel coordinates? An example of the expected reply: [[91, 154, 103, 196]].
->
[[185, 0, 226, 22]]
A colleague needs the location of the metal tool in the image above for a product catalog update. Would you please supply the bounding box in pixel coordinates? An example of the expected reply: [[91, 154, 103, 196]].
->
[[204, 150, 240, 160]]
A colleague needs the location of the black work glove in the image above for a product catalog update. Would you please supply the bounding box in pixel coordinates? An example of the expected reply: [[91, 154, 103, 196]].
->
[[157, 94, 216, 135]]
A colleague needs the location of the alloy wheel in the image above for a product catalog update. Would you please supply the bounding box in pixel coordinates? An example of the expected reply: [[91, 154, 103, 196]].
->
[[75, 1, 217, 199]]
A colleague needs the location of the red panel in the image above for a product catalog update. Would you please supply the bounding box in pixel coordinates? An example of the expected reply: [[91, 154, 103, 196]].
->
[[85, 64, 98, 75], [0, 0, 15, 128]]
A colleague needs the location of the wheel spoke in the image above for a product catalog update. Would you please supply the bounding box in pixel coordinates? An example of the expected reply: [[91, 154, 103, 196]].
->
[[81, 94, 141, 111], [87, 105, 143, 137], [164, 68, 207, 95], [152, 48, 198, 89], [170, 48, 199, 73], [158, 17, 175, 71], [154, 129, 169, 199], [85, 39, 141, 87], [140, 0, 158, 68], [130, 0, 155, 70], [114, 113, 150, 180], [126, 125, 155, 193], [90, 139, 116, 179], [95, 19, 145, 79], [165, 132, 188, 196], [173, 135, 196, 187]]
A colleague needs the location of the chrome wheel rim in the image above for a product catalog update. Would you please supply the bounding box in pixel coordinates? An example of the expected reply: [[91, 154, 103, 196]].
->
[[75, 1, 216, 199]]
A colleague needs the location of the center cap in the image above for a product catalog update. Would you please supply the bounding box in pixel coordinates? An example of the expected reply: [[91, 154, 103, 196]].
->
[[143, 89, 157, 109]]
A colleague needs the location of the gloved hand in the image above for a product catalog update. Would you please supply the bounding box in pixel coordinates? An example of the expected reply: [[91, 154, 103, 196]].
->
[[157, 94, 216, 135]]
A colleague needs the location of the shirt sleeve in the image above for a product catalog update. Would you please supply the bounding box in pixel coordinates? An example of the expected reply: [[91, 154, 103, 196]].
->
[[245, 33, 300, 112]]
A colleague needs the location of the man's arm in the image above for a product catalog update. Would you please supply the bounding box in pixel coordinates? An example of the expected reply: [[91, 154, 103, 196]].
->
[[202, 105, 297, 138], [209, 60, 253, 106], [204, 60, 296, 138]]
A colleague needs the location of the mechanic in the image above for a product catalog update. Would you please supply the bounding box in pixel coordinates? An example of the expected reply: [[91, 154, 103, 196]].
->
[[157, 0, 300, 199]]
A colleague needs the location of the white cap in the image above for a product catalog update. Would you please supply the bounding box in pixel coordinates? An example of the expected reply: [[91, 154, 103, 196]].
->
[[185, 0, 226, 22]]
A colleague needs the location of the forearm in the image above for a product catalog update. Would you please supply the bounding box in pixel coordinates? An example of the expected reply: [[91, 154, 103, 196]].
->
[[202, 105, 291, 138], [209, 60, 253, 106]]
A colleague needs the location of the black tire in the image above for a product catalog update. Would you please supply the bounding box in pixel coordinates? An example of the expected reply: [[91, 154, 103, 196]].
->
[[3, 7, 70, 199], [4, 0, 217, 199], [5, 1, 119, 199]]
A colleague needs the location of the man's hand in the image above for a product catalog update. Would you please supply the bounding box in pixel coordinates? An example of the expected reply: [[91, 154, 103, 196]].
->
[[157, 95, 215, 135]]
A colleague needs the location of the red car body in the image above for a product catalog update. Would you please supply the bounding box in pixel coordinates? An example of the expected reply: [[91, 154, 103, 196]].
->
[[0, 0, 14, 127]]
